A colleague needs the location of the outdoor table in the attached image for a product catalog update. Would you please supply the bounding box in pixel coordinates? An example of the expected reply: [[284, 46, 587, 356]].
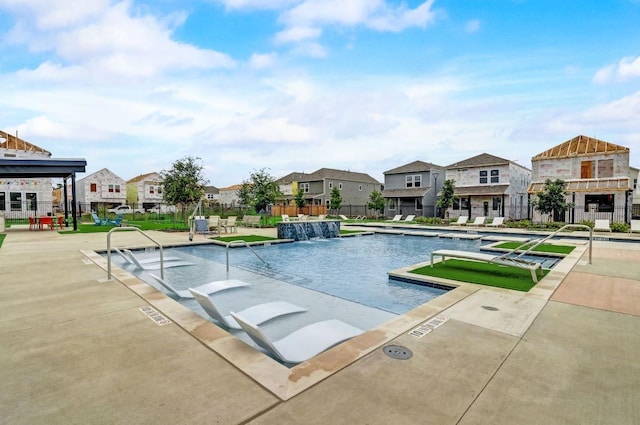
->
[[37, 216, 55, 230]]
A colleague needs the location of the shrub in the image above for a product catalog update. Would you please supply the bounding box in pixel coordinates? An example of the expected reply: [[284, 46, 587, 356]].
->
[[611, 222, 629, 233]]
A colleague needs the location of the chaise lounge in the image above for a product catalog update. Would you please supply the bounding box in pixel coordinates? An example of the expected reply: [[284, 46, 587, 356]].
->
[[149, 273, 249, 299], [430, 249, 543, 283], [230, 312, 364, 364], [124, 249, 194, 270], [450, 216, 468, 226], [190, 288, 306, 330], [593, 219, 612, 232]]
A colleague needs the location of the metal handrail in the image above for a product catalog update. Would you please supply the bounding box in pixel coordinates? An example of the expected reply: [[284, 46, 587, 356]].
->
[[107, 227, 166, 280], [496, 224, 592, 265], [188, 199, 204, 241], [225, 240, 268, 272]]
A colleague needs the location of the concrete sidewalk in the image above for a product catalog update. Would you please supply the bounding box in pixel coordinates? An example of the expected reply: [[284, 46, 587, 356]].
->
[[1, 226, 638, 424]]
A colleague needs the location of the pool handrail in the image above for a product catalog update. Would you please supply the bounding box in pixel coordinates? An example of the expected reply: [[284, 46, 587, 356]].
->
[[505, 224, 592, 264], [107, 227, 166, 280], [226, 240, 268, 272]]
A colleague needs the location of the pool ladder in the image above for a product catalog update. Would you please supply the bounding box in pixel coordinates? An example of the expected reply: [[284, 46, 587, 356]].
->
[[106, 226, 168, 280], [226, 240, 268, 272]]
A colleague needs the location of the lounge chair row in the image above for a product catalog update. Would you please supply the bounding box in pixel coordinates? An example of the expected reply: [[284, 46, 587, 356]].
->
[[147, 273, 363, 364], [387, 215, 415, 222], [450, 216, 505, 227]]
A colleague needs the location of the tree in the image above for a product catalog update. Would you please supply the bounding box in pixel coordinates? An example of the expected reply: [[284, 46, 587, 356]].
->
[[437, 179, 458, 218], [160, 156, 208, 220], [367, 190, 385, 219], [293, 187, 307, 211], [531, 178, 573, 222], [237, 168, 282, 214], [329, 187, 342, 215]]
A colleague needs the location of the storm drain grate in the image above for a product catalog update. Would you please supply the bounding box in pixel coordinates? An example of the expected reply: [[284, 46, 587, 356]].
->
[[408, 315, 449, 338], [140, 306, 171, 326], [383, 345, 413, 360]]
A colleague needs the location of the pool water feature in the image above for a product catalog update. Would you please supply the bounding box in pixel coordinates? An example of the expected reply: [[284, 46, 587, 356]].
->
[[277, 220, 340, 241]]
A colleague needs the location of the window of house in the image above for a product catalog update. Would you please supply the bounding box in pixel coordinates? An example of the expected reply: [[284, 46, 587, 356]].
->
[[416, 198, 423, 210], [492, 196, 501, 210], [0, 192, 6, 211], [158, 187, 162, 194], [388, 199, 396, 210], [406, 175, 421, 188], [584, 194, 614, 212], [90, 183, 97, 192], [490, 169, 499, 183], [108, 185, 114, 193], [10, 192, 21, 211], [634, 178, 638, 190], [115, 185, 120, 193], [329, 182, 333, 189], [339, 183, 343, 190], [26, 193, 37, 211], [359, 185, 363, 191], [301, 183, 309, 193], [479, 170, 488, 184], [149, 186, 155, 194], [581, 161, 594, 179], [406, 176, 413, 188], [461, 198, 469, 209], [597, 159, 614, 178]]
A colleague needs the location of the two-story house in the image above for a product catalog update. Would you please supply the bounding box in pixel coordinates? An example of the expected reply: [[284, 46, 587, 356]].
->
[[445, 153, 531, 220], [0, 130, 54, 218], [219, 184, 242, 207], [74, 168, 126, 213], [277, 168, 382, 216], [381, 161, 445, 218], [126, 172, 165, 211], [528, 135, 632, 223]]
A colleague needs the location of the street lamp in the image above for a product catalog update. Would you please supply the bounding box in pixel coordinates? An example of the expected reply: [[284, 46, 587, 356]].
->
[[433, 172, 440, 218]]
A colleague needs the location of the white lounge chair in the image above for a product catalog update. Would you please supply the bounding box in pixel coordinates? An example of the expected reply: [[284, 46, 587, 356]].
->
[[113, 247, 182, 264], [124, 249, 194, 270], [339, 215, 349, 220], [388, 215, 403, 222], [149, 273, 249, 299], [190, 288, 306, 330], [487, 217, 505, 227], [430, 249, 543, 283], [281, 214, 291, 222], [593, 219, 611, 232], [451, 216, 468, 226], [630, 220, 640, 234], [469, 216, 486, 226], [230, 312, 363, 364], [404, 215, 416, 222]]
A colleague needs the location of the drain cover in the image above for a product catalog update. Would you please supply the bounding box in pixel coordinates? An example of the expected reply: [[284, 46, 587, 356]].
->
[[383, 345, 413, 360], [481, 305, 499, 311]]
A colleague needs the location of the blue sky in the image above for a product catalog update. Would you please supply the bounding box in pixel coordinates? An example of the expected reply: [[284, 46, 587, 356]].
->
[[1, 0, 639, 187]]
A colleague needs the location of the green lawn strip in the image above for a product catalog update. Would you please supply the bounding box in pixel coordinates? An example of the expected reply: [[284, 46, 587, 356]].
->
[[0, 233, 5, 248], [493, 241, 574, 254], [340, 229, 366, 235], [59, 221, 188, 234], [409, 259, 548, 291], [214, 235, 278, 243]]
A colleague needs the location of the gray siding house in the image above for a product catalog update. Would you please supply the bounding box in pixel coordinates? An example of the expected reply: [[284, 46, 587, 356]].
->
[[381, 161, 445, 218]]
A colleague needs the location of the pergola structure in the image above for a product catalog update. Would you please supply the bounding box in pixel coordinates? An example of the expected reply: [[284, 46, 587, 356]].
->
[[0, 158, 87, 230]]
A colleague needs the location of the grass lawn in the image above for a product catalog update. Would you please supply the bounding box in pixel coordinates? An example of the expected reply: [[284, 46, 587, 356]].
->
[[409, 259, 549, 292], [59, 221, 189, 234], [0, 233, 5, 248], [214, 235, 278, 243], [493, 242, 575, 255]]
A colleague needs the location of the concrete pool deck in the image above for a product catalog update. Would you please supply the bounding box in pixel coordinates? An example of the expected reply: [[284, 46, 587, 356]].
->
[[1, 224, 639, 424]]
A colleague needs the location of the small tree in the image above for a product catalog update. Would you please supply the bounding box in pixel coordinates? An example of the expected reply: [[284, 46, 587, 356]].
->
[[329, 187, 342, 216], [367, 190, 385, 219], [531, 178, 573, 222], [161, 156, 208, 221], [237, 168, 282, 215], [437, 179, 458, 219], [293, 187, 307, 213]]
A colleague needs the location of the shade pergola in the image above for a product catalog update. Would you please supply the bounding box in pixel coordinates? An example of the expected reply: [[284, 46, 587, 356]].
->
[[0, 158, 87, 230]]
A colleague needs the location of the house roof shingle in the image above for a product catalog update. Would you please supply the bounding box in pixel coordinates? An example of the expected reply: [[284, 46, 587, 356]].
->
[[528, 178, 630, 193], [454, 184, 510, 196], [446, 153, 511, 169], [383, 160, 440, 175], [127, 172, 161, 183], [279, 168, 381, 185], [381, 187, 429, 198], [532, 135, 629, 161]]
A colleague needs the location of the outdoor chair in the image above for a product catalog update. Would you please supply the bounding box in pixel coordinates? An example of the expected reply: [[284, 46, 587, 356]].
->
[[487, 217, 505, 227], [150, 273, 249, 299], [593, 219, 611, 232], [469, 216, 486, 226], [450, 216, 468, 226]]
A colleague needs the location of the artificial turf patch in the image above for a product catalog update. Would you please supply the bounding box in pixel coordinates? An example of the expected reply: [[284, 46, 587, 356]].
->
[[493, 242, 575, 254], [214, 235, 278, 242], [340, 229, 366, 234], [409, 259, 549, 292], [0, 233, 5, 248]]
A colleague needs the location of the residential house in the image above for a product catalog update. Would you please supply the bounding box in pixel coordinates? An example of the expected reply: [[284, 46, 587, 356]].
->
[[75, 168, 126, 213], [445, 153, 531, 220], [127, 172, 165, 211], [630, 166, 639, 219], [219, 184, 242, 208], [0, 130, 54, 218], [381, 161, 445, 218], [203, 186, 220, 205], [528, 135, 633, 223], [277, 168, 382, 216]]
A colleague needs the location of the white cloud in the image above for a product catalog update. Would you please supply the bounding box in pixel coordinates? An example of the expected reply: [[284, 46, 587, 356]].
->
[[214, 0, 301, 11], [274, 26, 322, 44], [465, 19, 481, 33], [593, 55, 640, 83], [249, 52, 277, 69]]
